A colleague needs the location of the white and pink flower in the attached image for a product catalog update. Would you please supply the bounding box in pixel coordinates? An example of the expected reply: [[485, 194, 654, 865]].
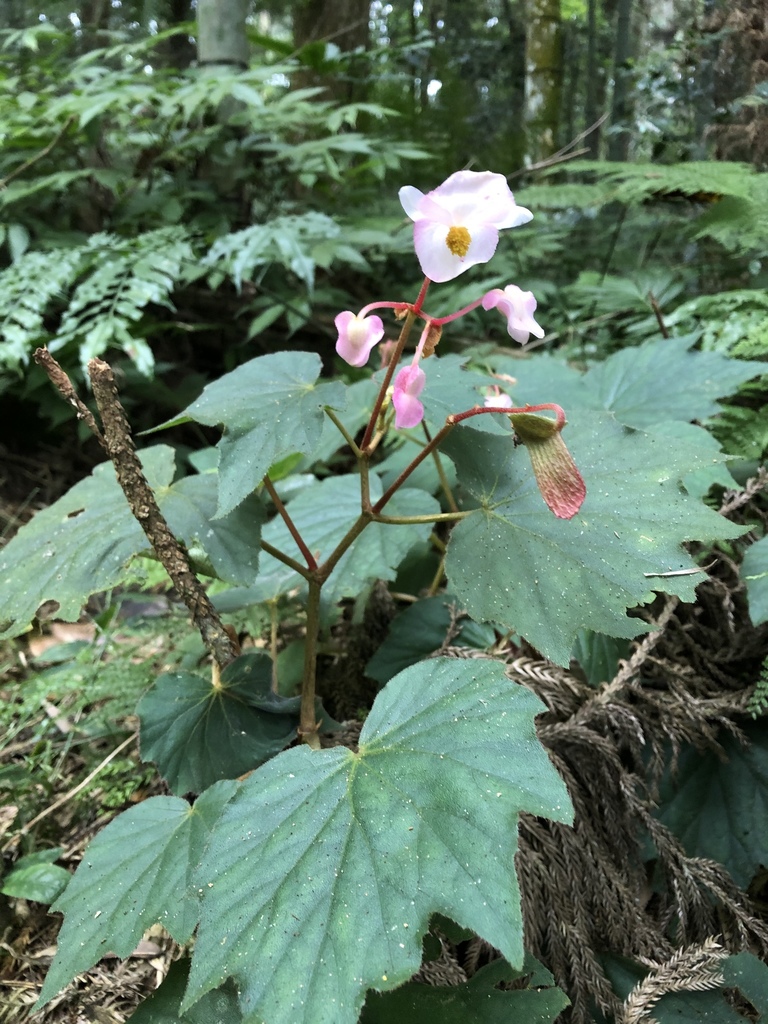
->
[[399, 170, 532, 283]]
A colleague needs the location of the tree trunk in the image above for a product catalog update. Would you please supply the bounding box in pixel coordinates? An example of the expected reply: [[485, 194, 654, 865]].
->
[[584, 0, 601, 156], [161, 0, 196, 68], [525, 0, 563, 162], [607, 0, 633, 160], [196, 0, 249, 68], [292, 0, 371, 103]]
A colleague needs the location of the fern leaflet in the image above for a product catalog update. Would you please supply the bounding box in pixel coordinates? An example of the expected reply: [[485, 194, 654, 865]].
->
[[50, 227, 194, 374]]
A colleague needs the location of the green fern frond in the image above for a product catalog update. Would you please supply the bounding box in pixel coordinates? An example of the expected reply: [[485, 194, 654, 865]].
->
[[748, 655, 768, 718], [516, 182, 616, 210], [527, 160, 768, 255], [50, 227, 194, 375], [0, 246, 86, 373], [561, 160, 756, 204], [693, 180, 768, 255], [204, 212, 343, 293]]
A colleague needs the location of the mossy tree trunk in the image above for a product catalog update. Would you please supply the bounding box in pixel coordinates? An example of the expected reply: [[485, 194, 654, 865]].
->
[[607, 0, 634, 160], [525, 0, 563, 162]]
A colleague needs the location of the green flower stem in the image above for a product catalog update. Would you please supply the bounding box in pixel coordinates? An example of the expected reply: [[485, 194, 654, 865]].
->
[[360, 310, 417, 452], [317, 513, 371, 583], [372, 421, 456, 513], [371, 511, 471, 525], [269, 600, 279, 693], [427, 555, 446, 596], [422, 421, 459, 513], [299, 579, 322, 749], [325, 407, 361, 455], [430, 531, 447, 553], [262, 473, 318, 571], [260, 540, 311, 578], [359, 458, 372, 509], [298, 513, 371, 747]]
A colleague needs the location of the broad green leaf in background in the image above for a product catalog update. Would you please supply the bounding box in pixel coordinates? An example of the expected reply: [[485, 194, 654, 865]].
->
[[366, 595, 497, 684], [360, 954, 569, 1024], [138, 652, 337, 795], [248, 472, 440, 605], [309, 377, 378, 466], [723, 952, 768, 1018], [128, 959, 242, 1024], [495, 335, 765, 430], [744, 535, 768, 626], [375, 438, 456, 496], [37, 781, 239, 1008], [646, 422, 736, 500], [166, 352, 346, 518], [181, 658, 573, 1024], [157, 473, 265, 586], [443, 414, 744, 665], [1, 848, 70, 904], [655, 722, 768, 889], [574, 335, 764, 429], [570, 630, 631, 687], [0, 446, 264, 640]]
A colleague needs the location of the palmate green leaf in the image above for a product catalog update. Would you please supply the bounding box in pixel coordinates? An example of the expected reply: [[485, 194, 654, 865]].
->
[[157, 473, 265, 587], [743, 535, 768, 626], [571, 630, 631, 687], [366, 596, 497, 685], [167, 352, 345, 518], [494, 335, 765, 430], [182, 658, 572, 1024], [442, 414, 744, 665], [249, 472, 439, 605], [139, 652, 318, 795], [648, 421, 737, 500], [1, 849, 70, 904], [655, 722, 768, 888], [0, 446, 264, 639], [128, 959, 242, 1024], [723, 952, 768, 1018], [360, 954, 569, 1023], [37, 781, 239, 1009]]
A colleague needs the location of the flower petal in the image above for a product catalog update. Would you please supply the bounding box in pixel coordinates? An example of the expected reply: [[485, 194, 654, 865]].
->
[[483, 285, 544, 345], [414, 220, 499, 283], [335, 311, 385, 367], [392, 364, 426, 429]]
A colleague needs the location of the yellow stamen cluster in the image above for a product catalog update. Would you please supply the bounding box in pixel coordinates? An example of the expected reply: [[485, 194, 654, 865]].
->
[[445, 225, 471, 258]]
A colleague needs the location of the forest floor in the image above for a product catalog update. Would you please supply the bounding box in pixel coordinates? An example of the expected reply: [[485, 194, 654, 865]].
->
[[0, 441, 178, 1022]]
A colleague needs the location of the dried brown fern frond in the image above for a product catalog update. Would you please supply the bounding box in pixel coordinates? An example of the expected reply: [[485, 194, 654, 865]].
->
[[621, 937, 728, 1024], [505, 574, 767, 1021]]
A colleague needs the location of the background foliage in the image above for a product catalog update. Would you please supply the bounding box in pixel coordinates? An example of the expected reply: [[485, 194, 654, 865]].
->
[[1, 1, 768, 1023]]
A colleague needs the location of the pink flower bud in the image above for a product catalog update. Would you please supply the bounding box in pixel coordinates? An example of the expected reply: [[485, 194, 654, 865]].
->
[[335, 311, 385, 367], [392, 364, 426, 429], [482, 285, 545, 345]]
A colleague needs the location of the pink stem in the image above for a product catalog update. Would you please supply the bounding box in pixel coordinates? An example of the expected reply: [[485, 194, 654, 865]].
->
[[452, 403, 567, 430]]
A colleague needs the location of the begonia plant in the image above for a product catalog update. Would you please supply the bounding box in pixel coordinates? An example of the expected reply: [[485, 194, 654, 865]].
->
[[0, 169, 755, 1024]]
